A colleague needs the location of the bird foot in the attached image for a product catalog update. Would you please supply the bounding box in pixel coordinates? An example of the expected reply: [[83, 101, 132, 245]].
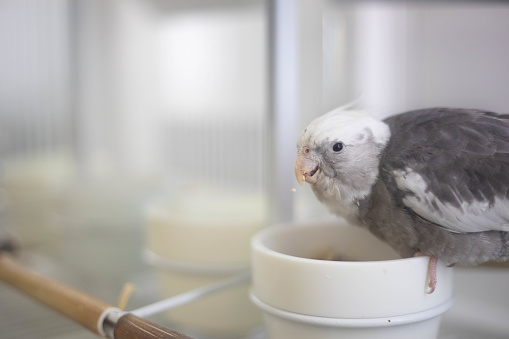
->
[[414, 253, 438, 294], [426, 256, 438, 294]]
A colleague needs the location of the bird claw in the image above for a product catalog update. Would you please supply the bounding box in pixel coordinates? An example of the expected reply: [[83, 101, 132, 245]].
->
[[425, 256, 438, 294], [415, 252, 438, 294]]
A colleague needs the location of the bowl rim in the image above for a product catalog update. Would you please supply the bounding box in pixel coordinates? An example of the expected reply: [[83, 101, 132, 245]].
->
[[251, 222, 431, 266]]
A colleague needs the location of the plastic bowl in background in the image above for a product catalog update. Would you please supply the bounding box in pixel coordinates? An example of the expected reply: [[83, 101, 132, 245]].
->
[[145, 191, 265, 338]]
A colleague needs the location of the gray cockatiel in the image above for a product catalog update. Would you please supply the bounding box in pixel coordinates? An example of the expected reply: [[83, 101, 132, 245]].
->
[[295, 107, 509, 293]]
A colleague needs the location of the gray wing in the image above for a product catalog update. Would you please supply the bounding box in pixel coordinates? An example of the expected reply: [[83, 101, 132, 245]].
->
[[380, 108, 509, 233]]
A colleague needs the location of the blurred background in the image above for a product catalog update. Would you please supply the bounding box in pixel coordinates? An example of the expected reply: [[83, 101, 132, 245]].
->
[[0, 0, 509, 338]]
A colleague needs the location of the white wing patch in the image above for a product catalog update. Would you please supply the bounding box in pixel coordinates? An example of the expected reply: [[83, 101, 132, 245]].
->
[[393, 168, 509, 233]]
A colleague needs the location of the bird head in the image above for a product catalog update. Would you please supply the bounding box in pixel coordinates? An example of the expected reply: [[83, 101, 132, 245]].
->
[[295, 108, 391, 203]]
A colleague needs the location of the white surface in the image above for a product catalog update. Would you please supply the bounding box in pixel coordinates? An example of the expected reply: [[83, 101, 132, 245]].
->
[[0, 222, 507, 339], [438, 266, 509, 339]]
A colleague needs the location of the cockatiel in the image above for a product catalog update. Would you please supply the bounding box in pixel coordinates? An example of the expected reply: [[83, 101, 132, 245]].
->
[[295, 107, 509, 293]]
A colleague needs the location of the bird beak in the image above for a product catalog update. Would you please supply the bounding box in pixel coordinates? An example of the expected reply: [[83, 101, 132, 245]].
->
[[295, 153, 319, 185]]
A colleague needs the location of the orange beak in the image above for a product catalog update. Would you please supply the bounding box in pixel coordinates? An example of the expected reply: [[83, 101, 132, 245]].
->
[[294, 152, 319, 185]]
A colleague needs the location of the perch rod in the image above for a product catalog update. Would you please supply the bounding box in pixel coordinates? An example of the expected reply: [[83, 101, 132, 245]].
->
[[0, 254, 193, 339]]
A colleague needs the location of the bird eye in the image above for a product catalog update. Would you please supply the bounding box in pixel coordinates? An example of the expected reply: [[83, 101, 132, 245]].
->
[[332, 142, 344, 152], [303, 147, 310, 154]]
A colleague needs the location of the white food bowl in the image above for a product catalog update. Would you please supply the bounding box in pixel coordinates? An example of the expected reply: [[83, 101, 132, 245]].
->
[[250, 222, 454, 339], [145, 191, 265, 337]]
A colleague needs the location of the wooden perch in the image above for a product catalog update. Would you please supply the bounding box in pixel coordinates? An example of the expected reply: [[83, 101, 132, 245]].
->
[[0, 254, 193, 339]]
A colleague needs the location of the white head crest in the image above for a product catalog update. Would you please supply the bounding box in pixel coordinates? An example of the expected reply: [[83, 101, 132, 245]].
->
[[298, 108, 391, 148]]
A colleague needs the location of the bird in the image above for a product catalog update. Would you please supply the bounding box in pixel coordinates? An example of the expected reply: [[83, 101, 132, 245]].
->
[[295, 107, 509, 293]]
